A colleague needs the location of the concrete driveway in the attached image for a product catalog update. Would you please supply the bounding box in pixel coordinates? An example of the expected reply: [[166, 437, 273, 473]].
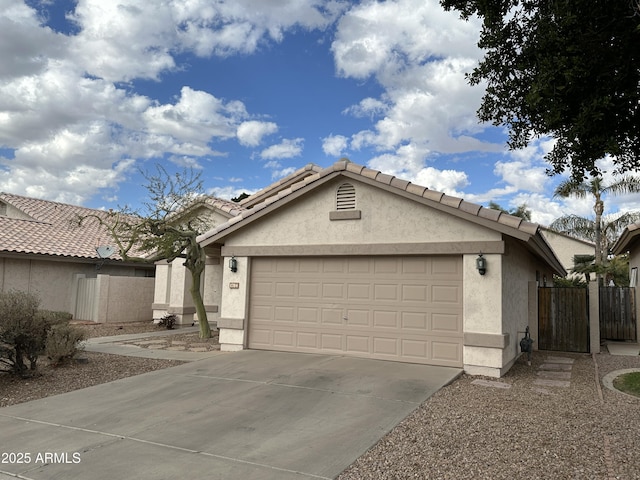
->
[[0, 351, 461, 480]]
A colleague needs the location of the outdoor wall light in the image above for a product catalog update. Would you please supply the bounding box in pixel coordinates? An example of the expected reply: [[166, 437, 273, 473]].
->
[[229, 256, 238, 273], [476, 253, 487, 276]]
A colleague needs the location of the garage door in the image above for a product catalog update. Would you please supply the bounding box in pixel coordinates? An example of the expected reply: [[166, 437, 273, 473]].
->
[[248, 256, 463, 367]]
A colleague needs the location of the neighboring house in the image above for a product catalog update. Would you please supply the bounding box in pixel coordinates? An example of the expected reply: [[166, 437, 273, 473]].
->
[[0, 192, 155, 322], [196, 160, 566, 377], [540, 227, 595, 282], [611, 223, 640, 333], [151, 164, 324, 326]]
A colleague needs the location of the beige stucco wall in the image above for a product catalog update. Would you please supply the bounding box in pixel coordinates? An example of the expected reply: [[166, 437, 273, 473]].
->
[[95, 274, 154, 323], [219, 256, 250, 351], [628, 247, 640, 339], [0, 256, 147, 314], [153, 257, 223, 326], [541, 230, 593, 280], [223, 178, 501, 248]]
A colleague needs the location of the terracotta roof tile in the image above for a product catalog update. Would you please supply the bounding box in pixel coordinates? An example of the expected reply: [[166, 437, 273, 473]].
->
[[0, 192, 141, 260], [406, 184, 427, 197], [440, 194, 463, 208]]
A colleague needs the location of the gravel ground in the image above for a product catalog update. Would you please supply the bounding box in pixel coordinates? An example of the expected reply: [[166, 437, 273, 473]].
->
[[2, 324, 639, 479], [0, 321, 215, 408], [338, 349, 640, 480]]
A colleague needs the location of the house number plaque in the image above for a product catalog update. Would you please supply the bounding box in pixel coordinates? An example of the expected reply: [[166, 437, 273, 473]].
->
[[229, 282, 240, 289]]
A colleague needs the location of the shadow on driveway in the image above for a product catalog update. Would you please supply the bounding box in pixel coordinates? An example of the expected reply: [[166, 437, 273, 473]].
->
[[0, 350, 461, 480]]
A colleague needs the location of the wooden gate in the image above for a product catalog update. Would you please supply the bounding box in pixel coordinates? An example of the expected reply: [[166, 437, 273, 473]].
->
[[538, 287, 589, 353], [599, 287, 637, 341]]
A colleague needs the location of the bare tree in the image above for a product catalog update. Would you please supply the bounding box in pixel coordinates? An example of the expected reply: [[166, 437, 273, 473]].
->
[[79, 166, 213, 339]]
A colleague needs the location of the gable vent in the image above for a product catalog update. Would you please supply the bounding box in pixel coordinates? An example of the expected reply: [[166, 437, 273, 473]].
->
[[336, 183, 356, 210]]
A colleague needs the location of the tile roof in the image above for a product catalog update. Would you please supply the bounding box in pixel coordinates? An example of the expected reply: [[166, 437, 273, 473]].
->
[[0, 192, 139, 261], [240, 163, 323, 208], [197, 159, 566, 275]]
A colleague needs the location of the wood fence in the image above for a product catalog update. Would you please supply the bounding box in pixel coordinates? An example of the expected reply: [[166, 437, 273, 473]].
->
[[538, 287, 589, 353]]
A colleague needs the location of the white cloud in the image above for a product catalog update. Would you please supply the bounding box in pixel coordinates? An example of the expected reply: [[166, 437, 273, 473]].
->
[[322, 134, 348, 157], [0, 0, 67, 80], [143, 86, 245, 145], [237, 120, 278, 147], [67, 0, 347, 83], [332, 0, 480, 80], [368, 144, 469, 197], [260, 138, 304, 160]]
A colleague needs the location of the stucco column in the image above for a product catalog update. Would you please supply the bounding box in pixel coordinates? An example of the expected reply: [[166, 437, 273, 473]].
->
[[152, 261, 170, 320], [462, 253, 506, 377], [218, 256, 249, 352], [167, 262, 195, 325], [200, 256, 222, 325]]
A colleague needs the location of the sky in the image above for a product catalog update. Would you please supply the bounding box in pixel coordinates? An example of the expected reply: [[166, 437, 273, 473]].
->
[[1, 0, 639, 227]]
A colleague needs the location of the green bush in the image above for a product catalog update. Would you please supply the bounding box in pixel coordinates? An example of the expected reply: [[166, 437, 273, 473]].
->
[[0, 291, 48, 376], [45, 323, 86, 367], [0, 291, 78, 376]]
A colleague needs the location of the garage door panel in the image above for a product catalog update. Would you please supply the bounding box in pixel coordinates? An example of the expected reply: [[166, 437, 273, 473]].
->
[[297, 307, 319, 324], [401, 258, 428, 274], [374, 284, 398, 301], [251, 305, 273, 321], [347, 283, 371, 299], [346, 309, 369, 326], [249, 256, 462, 367], [323, 259, 345, 273], [252, 281, 273, 296], [432, 313, 462, 333], [402, 285, 428, 302], [432, 339, 462, 364], [321, 309, 343, 325], [431, 285, 461, 303], [274, 306, 295, 322], [273, 330, 295, 347], [373, 337, 399, 356], [400, 339, 428, 359], [299, 259, 322, 273], [250, 328, 272, 347], [298, 282, 320, 298], [320, 333, 342, 350], [401, 312, 428, 330], [322, 283, 344, 298], [297, 332, 318, 348], [346, 335, 369, 353], [374, 258, 398, 274], [347, 258, 371, 274], [373, 310, 398, 328], [431, 257, 461, 275]]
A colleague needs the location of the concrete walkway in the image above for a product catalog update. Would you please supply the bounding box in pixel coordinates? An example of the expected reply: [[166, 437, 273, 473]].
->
[[606, 342, 640, 356], [83, 327, 224, 362], [0, 350, 461, 480]]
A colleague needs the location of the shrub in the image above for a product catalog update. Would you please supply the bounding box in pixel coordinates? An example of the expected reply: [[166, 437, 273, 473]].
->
[[157, 314, 176, 330], [0, 291, 48, 376], [45, 323, 87, 367], [0, 291, 79, 376]]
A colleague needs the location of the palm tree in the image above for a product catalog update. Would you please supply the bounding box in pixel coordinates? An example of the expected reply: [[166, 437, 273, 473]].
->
[[551, 176, 640, 283]]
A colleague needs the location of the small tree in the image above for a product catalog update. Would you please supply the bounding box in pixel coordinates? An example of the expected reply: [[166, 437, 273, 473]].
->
[[551, 176, 640, 284], [79, 166, 213, 339]]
